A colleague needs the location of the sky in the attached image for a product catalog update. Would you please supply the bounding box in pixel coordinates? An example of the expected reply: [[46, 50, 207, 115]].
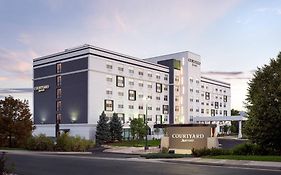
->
[[0, 0, 281, 112]]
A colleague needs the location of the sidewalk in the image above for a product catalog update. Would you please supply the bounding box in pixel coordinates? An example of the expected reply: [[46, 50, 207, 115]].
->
[[161, 157, 281, 170], [103, 145, 160, 154]]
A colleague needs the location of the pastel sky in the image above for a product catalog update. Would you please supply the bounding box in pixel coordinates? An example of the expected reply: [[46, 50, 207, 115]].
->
[[0, 0, 281, 112]]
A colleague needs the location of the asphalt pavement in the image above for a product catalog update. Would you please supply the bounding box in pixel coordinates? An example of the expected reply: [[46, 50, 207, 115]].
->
[[5, 152, 281, 175]]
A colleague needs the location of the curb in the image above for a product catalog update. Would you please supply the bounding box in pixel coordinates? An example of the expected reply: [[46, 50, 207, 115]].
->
[[161, 159, 281, 171], [1, 150, 92, 155]]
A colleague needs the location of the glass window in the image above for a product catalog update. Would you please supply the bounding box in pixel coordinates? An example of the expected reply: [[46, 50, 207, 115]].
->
[[118, 91, 124, 96], [56, 76, 62, 87], [106, 63, 113, 69], [156, 115, 162, 124], [56, 101, 62, 111], [223, 95, 228, 102], [128, 105, 134, 109], [156, 83, 162, 93], [128, 90, 136, 101], [56, 63, 62, 74], [164, 95, 168, 101], [117, 113, 125, 124], [116, 76, 125, 87], [104, 99, 114, 111], [205, 92, 210, 100], [163, 105, 169, 114], [138, 71, 143, 76], [106, 76, 113, 82], [56, 88, 62, 99], [56, 113, 62, 123], [118, 67, 124, 72]]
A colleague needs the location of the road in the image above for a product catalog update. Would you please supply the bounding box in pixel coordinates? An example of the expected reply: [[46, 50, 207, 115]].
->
[[6, 153, 281, 175]]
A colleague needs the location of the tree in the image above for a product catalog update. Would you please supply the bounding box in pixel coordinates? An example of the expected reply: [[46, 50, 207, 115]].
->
[[109, 113, 123, 142], [130, 118, 146, 140], [95, 111, 110, 146], [0, 96, 33, 147], [245, 52, 281, 152], [230, 109, 240, 133]]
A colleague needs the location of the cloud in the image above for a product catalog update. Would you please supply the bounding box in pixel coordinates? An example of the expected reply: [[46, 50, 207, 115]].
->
[[0, 88, 33, 94], [202, 71, 254, 80], [0, 76, 8, 81], [0, 47, 37, 80], [255, 7, 281, 15]]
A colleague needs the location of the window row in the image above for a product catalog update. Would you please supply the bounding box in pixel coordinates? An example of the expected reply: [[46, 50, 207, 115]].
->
[[104, 99, 169, 114], [106, 63, 168, 81]]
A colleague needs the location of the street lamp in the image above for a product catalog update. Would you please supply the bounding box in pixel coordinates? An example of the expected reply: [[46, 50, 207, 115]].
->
[[143, 97, 150, 150], [145, 102, 149, 150]]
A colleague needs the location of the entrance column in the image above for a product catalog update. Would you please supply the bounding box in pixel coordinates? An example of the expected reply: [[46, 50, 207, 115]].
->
[[238, 120, 242, 139]]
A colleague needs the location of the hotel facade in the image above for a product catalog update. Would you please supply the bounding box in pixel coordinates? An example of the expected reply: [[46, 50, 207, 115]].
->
[[33, 45, 231, 139]]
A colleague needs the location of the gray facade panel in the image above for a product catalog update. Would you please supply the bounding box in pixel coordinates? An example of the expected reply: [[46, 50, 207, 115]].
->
[[34, 77, 56, 124], [158, 59, 175, 124], [34, 64, 56, 79], [61, 57, 88, 73], [61, 72, 88, 124]]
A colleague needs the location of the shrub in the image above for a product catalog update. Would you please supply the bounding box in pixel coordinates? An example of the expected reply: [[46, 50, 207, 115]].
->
[[192, 147, 231, 157], [232, 142, 265, 155], [56, 133, 94, 152], [161, 147, 169, 154], [26, 134, 54, 151]]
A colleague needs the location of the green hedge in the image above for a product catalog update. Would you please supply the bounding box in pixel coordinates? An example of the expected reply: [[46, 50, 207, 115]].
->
[[26, 134, 54, 151], [192, 142, 279, 157]]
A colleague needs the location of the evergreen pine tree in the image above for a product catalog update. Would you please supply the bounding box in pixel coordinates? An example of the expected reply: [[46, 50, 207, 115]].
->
[[95, 111, 110, 146], [109, 113, 123, 142]]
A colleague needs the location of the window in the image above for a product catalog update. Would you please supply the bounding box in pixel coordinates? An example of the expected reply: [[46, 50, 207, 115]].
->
[[164, 115, 168, 122], [196, 109, 199, 112], [147, 106, 152, 110], [163, 85, 168, 91], [138, 71, 143, 76], [106, 89, 113, 95], [156, 115, 162, 124], [164, 75, 168, 81], [116, 76, 125, 87], [223, 95, 228, 102], [147, 95, 152, 100], [190, 89, 193, 92], [196, 80, 199, 84], [118, 67, 124, 72], [156, 106, 161, 111], [156, 74, 160, 79], [106, 63, 113, 69], [201, 85, 204, 88], [138, 81, 143, 87], [128, 90, 136, 101], [56, 101, 62, 111], [190, 116, 193, 122], [118, 91, 124, 96], [215, 102, 219, 109], [175, 96, 179, 102], [164, 95, 168, 101], [138, 94, 144, 99], [118, 104, 124, 109], [190, 98, 193, 102], [196, 90, 199, 93], [190, 108, 193, 112], [175, 76, 180, 82], [56, 88, 62, 99], [56, 113, 62, 124], [148, 72, 152, 78], [201, 109, 204, 114], [190, 78, 193, 83], [106, 76, 113, 82], [201, 102, 204, 105], [128, 105, 134, 109], [128, 79, 134, 86], [56, 76, 62, 87], [206, 109, 209, 114], [139, 105, 144, 110], [56, 63, 62, 74], [163, 105, 169, 114], [196, 99, 199, 103], [129, 68, 134, 74], [201, 93, 204, 97], [211, 109, 215, 116], [147, 115, 152, 121], [205, 92, 210, 100], [223, 110, 228, 116], [117, 113, 125, 124], [156, 96, 160, 100], [147, 83, 152, 89], [175, 106, 179, 112], [156, 83, 162, 93], [104, 100, 113, 111]]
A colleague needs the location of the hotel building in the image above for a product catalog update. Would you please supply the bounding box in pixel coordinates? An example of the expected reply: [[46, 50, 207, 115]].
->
[[33, 45, 231, 139]]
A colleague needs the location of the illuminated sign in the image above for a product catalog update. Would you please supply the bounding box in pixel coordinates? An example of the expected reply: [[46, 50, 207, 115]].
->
[[188, 58, 201, 67], [34, 85, 50, 92]]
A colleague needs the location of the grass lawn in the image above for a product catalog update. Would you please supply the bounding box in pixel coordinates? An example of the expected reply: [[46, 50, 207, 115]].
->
[[206, 155, 281, 162], [109, 139, 160, 147]]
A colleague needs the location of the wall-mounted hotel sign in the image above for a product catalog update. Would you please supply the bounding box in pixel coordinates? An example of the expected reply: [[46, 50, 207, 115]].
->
[[167, 126, 211, 150], [34, 85, 50, 92]]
